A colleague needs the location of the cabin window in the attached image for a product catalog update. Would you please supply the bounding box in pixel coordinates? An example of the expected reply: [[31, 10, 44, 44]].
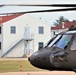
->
[[0, 42, 1, 50], [38, 42, 43, 48], [70, 37, 76, 50], [38, 26, 44, 34], [11, 26, 16, 34]]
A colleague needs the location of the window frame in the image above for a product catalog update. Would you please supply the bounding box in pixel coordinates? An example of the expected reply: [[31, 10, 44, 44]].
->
[[38, 42, 44, 48], [38, 26, 44, 34], [0, 27, 1, 34], [10, 26, 16, 34], [0, 42, 1, 50]]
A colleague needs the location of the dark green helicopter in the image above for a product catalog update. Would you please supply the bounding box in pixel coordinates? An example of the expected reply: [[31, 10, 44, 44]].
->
[[28, 26, 76, 72], [1, 4, 76, 72]]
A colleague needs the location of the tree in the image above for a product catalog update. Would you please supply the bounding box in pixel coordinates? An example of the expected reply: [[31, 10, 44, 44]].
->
[[53, 16, 70, 26], [72, 20, 76, 22]]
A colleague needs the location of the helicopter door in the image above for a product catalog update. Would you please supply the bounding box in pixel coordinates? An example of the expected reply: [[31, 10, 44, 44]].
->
[[67, 37, 76, 69]]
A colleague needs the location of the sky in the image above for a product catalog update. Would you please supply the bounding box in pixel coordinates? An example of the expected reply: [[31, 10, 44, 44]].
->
[[0, 0, 76, 26]]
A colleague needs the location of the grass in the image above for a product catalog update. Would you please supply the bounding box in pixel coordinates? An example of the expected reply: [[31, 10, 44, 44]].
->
[[0, 60, 44, 72]]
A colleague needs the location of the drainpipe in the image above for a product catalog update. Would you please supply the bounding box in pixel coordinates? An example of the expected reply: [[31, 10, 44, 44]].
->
[[62, 22, 65, 28]]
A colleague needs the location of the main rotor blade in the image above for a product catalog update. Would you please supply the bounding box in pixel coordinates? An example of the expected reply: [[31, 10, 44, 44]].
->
[[0, 7, 76, 15], [0, 4, 76, 7], [0, 5, 4, 7]]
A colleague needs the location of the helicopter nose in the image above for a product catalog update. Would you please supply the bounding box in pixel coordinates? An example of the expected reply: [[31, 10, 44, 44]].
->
[[28, 54, 40, 68], [28, 51, 53, 69]]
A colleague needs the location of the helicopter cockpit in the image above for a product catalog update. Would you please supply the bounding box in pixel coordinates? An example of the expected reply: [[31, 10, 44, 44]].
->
[[42, 26, 76, 50], [46, 34, 73, 49]]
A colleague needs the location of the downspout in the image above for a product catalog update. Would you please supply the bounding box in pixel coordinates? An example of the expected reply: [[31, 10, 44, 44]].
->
[[62, 22, 65, 28]]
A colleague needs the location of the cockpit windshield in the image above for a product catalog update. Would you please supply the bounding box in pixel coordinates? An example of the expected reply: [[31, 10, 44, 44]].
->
[[45, 34, 73, 49], [55, 34, 73, 49], [48, 35, 61, 47]]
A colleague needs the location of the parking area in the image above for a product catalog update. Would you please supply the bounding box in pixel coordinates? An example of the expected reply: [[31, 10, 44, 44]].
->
[[0, 71, 75, 75]]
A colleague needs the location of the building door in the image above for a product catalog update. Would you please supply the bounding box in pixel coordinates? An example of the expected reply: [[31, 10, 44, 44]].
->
[[24, 26, 30, 54], [24, 26, 30, 39], [24, 41, 30, 54]]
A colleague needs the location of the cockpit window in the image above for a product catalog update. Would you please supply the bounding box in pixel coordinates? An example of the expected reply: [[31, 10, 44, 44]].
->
[[70, 37, 76, 50], [48, 35, 61, 47], [44, 34, 73, 49], [55, 34, 73, 49]]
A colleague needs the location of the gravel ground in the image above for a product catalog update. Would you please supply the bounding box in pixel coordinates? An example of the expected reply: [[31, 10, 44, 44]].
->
[[0, 71, 75, 75]]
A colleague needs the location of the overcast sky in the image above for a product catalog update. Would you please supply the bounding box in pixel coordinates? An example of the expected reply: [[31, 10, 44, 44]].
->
[[0, 0, 76, 4], [0, 0, 76, 26]]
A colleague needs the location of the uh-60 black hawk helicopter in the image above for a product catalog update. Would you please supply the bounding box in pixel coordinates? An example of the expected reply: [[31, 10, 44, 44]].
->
[[1, 4, 76, 72], [29, 25, 76, 72]]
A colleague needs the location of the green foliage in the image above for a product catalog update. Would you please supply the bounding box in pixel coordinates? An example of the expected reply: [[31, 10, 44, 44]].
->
[[53, 16, 70, 26]]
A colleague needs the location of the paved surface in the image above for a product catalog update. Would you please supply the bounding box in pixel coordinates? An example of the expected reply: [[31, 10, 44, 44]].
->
[[0, 71, 75, 75]]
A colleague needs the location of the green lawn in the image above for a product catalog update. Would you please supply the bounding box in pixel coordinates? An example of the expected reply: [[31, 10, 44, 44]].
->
[[0, 60, 43, 72]]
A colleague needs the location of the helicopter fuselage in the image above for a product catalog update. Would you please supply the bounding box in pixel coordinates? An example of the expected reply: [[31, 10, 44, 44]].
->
[[28, 26, 76, 72]]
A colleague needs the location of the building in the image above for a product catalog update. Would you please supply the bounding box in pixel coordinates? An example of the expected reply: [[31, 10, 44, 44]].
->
[[0, 14, 51, 57], [51, 21, 76, 37]]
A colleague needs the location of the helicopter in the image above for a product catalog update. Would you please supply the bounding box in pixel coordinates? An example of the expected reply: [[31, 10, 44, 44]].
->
[[28, 25, 76, 72], [1, 4, 76, 72]]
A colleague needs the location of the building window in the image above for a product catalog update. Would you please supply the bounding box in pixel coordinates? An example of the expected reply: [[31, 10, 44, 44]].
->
[[38, 42, 43, 49], [38, 26, 44, 34], [0, 27, 1, 34], [53, 32, 55, 35], [11, 26, 16, 34], [0, 42, 1, 50]]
